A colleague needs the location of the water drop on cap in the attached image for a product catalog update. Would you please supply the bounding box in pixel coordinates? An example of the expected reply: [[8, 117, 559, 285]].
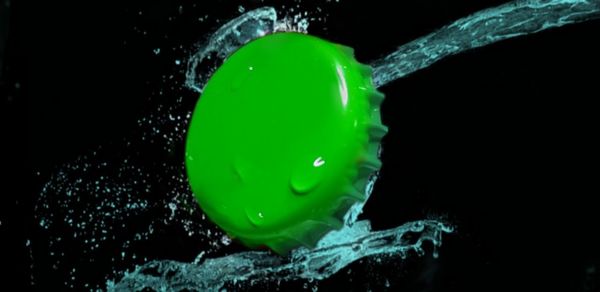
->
[[290, 156, 326, 194]]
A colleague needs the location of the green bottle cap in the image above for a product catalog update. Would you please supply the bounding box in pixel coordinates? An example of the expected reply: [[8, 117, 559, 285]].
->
[[185, 32, 387, 254]]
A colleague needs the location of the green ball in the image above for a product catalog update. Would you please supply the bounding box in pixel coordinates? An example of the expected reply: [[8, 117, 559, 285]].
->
[[185, 32, 386, 254]]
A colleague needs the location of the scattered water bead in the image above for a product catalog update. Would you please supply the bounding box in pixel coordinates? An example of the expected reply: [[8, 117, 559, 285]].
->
[[185, 32, 387, 254]]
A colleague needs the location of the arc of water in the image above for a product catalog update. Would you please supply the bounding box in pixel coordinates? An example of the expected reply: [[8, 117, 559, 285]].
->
[[371, 0, 600, 87]]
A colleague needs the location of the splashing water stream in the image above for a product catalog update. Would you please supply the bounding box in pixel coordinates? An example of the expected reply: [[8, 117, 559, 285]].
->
[[31, 0, 600, 290]]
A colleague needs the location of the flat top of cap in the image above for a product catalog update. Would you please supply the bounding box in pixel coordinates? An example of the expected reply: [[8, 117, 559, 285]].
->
[[185, 32, 378, 243]]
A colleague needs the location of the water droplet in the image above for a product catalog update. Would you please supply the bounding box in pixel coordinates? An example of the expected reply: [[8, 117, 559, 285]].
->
[[313, 156, 325, 167], [220, 235, 232, 246], [246, 209, 265, 226], [290, 156, 326, 194]]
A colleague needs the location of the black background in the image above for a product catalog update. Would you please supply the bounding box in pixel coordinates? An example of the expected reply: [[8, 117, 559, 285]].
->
[[3, 0, 600, 291]]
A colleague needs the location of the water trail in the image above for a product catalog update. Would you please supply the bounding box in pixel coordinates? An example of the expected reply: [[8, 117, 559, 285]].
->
[[108, 220, 452, 291], [371, 0, 600, 87]]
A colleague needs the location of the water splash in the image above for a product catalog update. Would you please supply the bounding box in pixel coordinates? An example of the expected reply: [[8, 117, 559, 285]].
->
[[105, 7, 454, 290], [185, 7, 310, 93], [31, 1, 600, 290], [184, 7, 276, 93], [108, 220, 452, 291]]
